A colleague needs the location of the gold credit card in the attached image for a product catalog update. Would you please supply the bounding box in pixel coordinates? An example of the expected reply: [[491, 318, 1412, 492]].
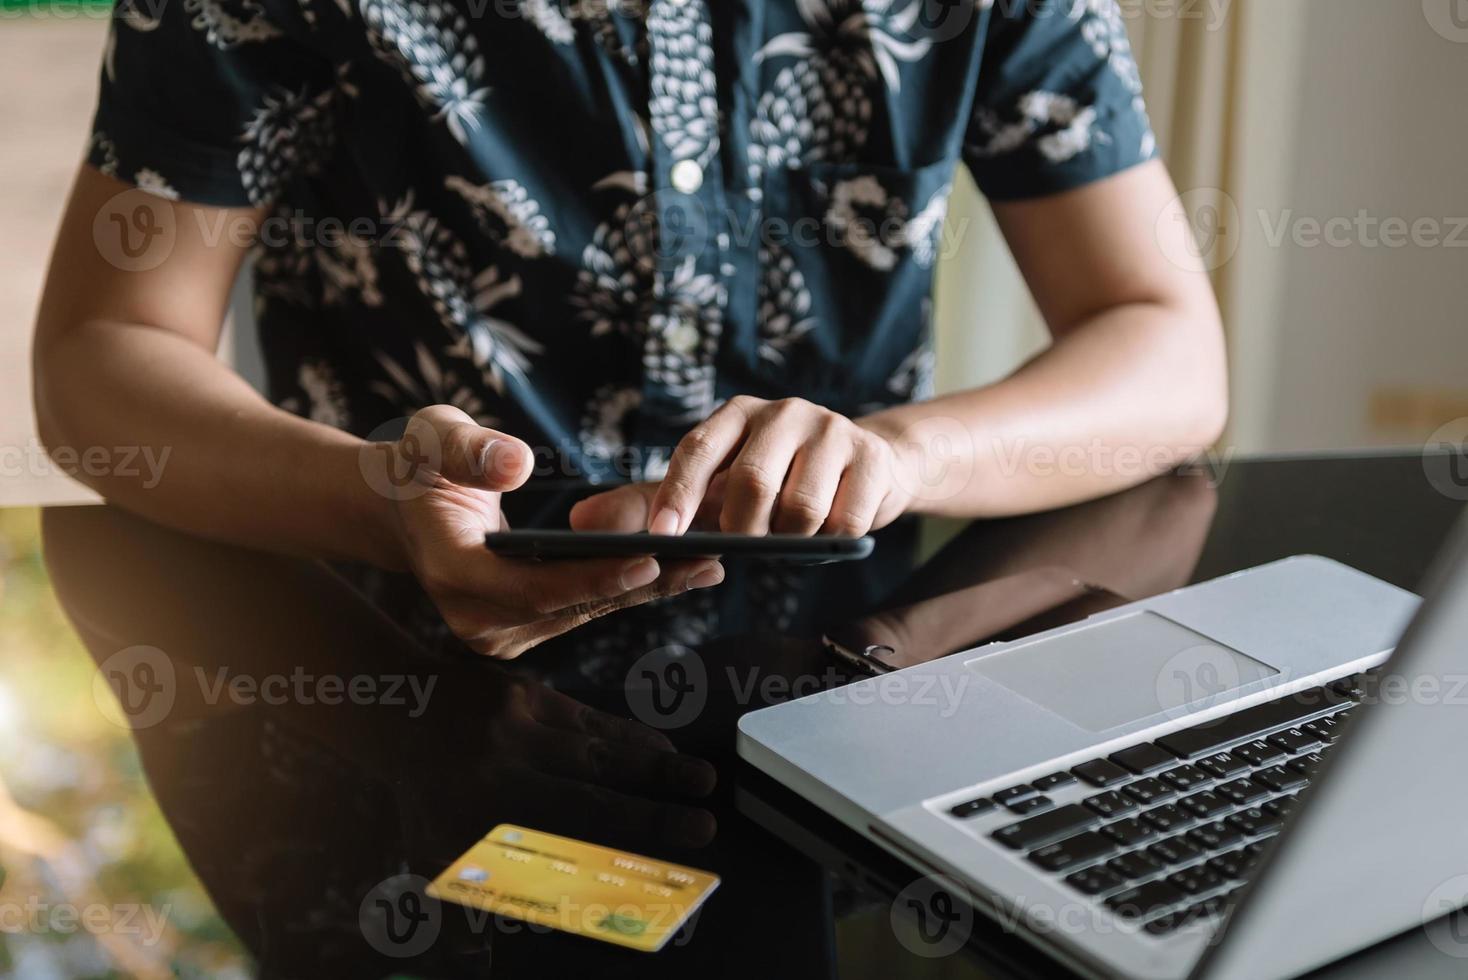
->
[[426, 824, 720, 952]]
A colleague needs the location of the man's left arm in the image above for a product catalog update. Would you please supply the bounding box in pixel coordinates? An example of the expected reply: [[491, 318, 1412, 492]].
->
[[856, 157, 1228, 518]]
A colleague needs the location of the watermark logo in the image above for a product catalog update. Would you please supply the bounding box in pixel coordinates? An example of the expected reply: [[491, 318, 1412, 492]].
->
[[1423, 418, 1468, 501], [891, 874, 973, 958], [1161, 188, 1241, 273], [1421, 875, 1468, 957], [1423, 0, 1468, 42], [358, 417, 443, 501], [1154, 644, 1244, 721], [625, 645, 708, 730], [93, 645, 176, 730], [360, 873, 441, 958], [0, 898, 171, 945], [92, 188, 177, 272], [888, 414, 975, 507]]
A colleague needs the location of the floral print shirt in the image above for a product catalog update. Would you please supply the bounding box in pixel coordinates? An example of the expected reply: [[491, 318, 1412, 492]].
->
[[90, 0, 1155, 481]]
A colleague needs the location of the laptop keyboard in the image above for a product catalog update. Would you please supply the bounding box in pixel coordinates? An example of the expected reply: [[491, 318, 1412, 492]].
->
[[948, 674, 1367, 936]]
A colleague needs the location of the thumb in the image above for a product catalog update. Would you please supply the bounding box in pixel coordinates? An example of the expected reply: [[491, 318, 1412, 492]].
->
[[405, 405, 533, 492]]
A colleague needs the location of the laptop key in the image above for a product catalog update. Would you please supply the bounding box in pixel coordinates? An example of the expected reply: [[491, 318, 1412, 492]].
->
[[1197, 752, 1249, 779], [1085, 791, 1136, 819], [1033, 771, 1076, 792], [949, 797, 995, 818], [1303, 717, 1341, 742], [1107, 880, 1187, 919], [1102, 818, 1155, 847], [1030, 831, 1116, 872], [1170, 865, 1225, 895], [1148, 834, 1204, 865], [1072, 759, 1130, 787], [1159, 765, 1210, 792], [1006, 794, 1052, 815], [1186, 821, 1244, 851], [1109, 850, 1165, 880], [1141, 804, 1189, 833], [1207, 849, 1250, 879], [1263, 795, 1297, 817], [1179, 791, 1231, 819], [1232, 739, 1287, 767], [1110, 743, 1177, 774], [992, 804, 1097, 850], [1268, 727, 1320, 754], [994, 784, 1039, 805], [1123, 777, 1174, 806], [1288, 751, 1326, 776], [1215, 778, 1269, 805], [1155, 693, 1340, 758], [1253, 766, 1309, 793], [1225, 807, 1283, 837], [1066, 865, 1126, 895]]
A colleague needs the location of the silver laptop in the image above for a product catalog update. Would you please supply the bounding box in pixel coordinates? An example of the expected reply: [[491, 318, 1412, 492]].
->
[[737, 513, 1468, 979]]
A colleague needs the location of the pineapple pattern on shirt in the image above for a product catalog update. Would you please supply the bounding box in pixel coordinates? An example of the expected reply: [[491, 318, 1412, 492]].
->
[[749, 0, 933, 188], [89, 0, 1156, 487]]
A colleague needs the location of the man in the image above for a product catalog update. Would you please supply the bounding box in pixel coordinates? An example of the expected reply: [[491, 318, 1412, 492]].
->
[[33, 0, 1226, 658]]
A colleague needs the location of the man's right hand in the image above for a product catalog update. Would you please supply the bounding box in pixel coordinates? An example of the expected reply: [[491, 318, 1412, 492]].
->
[[379, 406, 724, 659]]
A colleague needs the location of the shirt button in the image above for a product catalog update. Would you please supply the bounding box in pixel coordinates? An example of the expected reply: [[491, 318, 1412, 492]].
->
[[667, 321, 701, 355], [670, 159, 703, 194]]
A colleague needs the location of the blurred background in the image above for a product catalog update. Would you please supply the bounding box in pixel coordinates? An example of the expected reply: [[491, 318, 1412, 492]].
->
[[1, 0, 1466, 975]]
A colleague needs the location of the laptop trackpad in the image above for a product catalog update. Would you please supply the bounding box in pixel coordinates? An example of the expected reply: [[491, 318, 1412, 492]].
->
[[965, 611, 1278, 733]]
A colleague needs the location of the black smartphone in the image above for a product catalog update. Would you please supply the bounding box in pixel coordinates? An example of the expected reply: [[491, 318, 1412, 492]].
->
[[484, 529, 875, 564]]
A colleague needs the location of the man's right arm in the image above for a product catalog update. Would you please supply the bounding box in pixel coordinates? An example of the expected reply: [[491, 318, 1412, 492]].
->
[[33, 166, 722, 658], [33, 166, 402, 566]]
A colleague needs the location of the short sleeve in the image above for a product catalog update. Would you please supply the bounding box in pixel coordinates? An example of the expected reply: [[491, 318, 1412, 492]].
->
[[88, 0, 339, 208], [964, 0, 1157, 202]]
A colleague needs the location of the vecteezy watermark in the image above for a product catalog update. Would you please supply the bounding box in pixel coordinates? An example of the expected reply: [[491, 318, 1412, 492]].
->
[[193, 667, 437, 717], [1160, 188, 1468, 272], [93, 646, 177, 731], [625, 646, 972, 730], [1423, 0, 1468, 42], [1, 439, 171, 490], [626, 646, 709, 731], [358, 417, 443, 502], [1154, 643, 1249, 721], [990, 437, 1237, 488], [359, 870, 707, 958], [92, 187, 177, 272], [1423, 418, 1468, 502], [359, 874, 442, 958], [891, 875, 975, 958], [1422, 875, 1468, 957], [93, 645, 438, 730], [1160, 187, 1243, 273], [0, 898, 172, 946]]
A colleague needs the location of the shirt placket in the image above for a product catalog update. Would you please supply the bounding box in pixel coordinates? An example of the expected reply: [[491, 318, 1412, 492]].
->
[[637, 0, 729, 468]]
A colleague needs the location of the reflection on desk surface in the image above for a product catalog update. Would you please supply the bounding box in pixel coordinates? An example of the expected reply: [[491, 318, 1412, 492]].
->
[[7, 453, 1463, 978]]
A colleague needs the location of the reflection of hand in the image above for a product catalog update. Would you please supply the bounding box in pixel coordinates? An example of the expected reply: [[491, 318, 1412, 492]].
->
[[410, 667, 718, 849], [386, 406, 724, 658], [571, 396, 916, 537]]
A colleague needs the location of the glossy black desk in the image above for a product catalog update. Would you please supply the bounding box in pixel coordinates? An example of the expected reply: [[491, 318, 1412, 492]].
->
[[41, 454, 1466, 979]]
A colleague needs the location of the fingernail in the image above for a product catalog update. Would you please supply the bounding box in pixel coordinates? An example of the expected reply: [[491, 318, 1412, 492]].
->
[[476, 438, 502, 478], [620, 557, 660, 591], [485, 439, 525, 480], [649, 508, 680, 536], [686, 564, 725, 591]]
